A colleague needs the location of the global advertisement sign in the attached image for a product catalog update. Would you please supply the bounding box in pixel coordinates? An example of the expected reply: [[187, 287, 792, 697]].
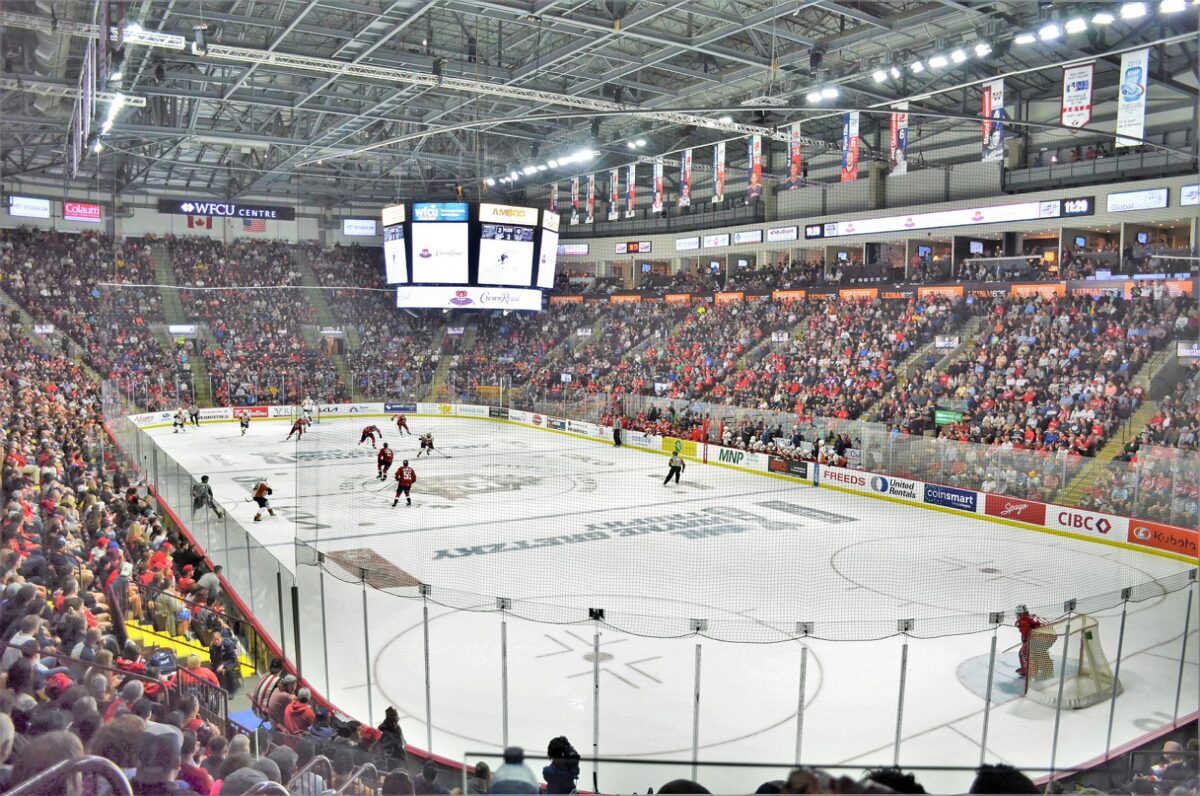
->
[[1047, 508, 1128, 539], [923, 483, 978, 513], [157, 198, 296, 220], [984, 494, 1047, 526]]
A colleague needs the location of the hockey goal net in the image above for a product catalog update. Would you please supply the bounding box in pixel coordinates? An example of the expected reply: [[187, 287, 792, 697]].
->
[[1025, 614, 1121, 709]]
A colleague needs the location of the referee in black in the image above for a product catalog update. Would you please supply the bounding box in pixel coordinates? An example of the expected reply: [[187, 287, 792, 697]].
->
[[663, 452, 685, 485]]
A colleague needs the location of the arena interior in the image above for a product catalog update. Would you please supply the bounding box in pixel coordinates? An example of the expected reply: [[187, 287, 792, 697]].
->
[[0, 1, 1198, 794]]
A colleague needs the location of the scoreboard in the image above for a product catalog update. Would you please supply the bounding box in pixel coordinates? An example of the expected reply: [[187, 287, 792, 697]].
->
[[381, 201, 560, 310]]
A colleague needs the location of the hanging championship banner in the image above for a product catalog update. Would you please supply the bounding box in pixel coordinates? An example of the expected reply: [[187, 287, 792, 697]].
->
[[570, 177, 580, 225], [625, 164, 636, 218], [608, 168, 620, 222], [548, 183, 557, 213], [747, 134, 763, 199], [652, 158, 664, 213], [679, 149, 693, 208], [981, 78, 1005, 162], [785, 123, 803, 189], [1061, 63, 1094, 131], [840, 111, 860, 182], [585, 174, 595, 224], [712, 142, 726, 203], [889, 102, 909, 175], [1115, 48, 1149, 147]]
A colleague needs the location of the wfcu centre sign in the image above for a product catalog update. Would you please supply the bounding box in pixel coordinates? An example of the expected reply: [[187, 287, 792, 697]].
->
[[157, 198, 296, 221]]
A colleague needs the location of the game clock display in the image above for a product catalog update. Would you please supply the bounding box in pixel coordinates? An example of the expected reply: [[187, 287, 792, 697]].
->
[[379, 202, 559, 308]]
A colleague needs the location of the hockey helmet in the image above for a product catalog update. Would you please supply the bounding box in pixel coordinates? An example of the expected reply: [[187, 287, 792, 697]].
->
[[1015, 604, 1028, 615]]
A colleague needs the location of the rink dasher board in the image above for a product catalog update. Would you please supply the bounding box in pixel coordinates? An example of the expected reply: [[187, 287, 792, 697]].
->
[[124, 406, 1198, 566]]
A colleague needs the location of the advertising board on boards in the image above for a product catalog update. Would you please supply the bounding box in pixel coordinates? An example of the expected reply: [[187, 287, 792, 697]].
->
[[984, 494, 1047, 526], [923, 483, 978, 512]]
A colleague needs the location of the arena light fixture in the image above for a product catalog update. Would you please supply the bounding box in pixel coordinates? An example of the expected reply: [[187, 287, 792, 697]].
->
[[872, 69, 888, 82], [928, 54, 949, 68], [805, 90, 822, 102], [626, 141, 636, 149], [1092, 10, 1115, 22], [485, 177, 496, 186], [110, 68, 123, 81], [509, 170, 518, 180], [909, 59, 925, 72], [1064, 17, 1089, 33], [1159, 0, 1185, 11], [718, 115, 732, 123], [821, 86, 839, 99], [1014, 32, 1036, 44], [890, 65, 901, 78], [950, 49, 967, 63], [635, 138, 646, 147], [1120, 1, 1146, 18], [92, 139, 103, 153], [521, 165, 537, 175], [1038, 22, 1061, 40], [536, 164, 548, 171], [974, 41, 992, 57], [547, 159, 559, 167]]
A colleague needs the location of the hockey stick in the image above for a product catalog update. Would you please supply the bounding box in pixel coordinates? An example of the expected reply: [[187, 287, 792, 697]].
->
[[435, 448, 452, 458]]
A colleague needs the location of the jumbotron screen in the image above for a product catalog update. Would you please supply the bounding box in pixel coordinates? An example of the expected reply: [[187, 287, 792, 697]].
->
[[380, 201, 558, 311]]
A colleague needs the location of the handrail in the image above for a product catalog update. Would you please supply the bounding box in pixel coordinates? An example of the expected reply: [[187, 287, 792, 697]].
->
[[337, 761, 380, 795], [6, 754, 133, 796], [244, 783, 291, 795], [288, 754, 335, 792]]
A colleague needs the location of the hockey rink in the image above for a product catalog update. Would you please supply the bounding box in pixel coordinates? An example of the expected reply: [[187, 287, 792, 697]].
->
[[145, 415, 1198, 793]]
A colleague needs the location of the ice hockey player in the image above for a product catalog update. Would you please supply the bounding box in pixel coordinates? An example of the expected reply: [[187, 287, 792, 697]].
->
[[358, 424, 383, 448], [377, 443, 395, 480], [416, 432, 435, 458], [393, 413, 411, 435], [252, 479, 275, 523], [302, 396, 316, 424], [238, 410, 251, 436], [188, 402, 201, 427], [285, 416, 308, 442], [173, 409, 188, 434], [663, 451, 686, 485], [1015, 604, 1044, 678], [392, 460, 416, 507], [191, 475, 224, 519]]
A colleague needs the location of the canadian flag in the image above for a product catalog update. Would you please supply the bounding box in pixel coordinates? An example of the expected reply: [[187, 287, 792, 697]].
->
[[187, 216, 213, 229]]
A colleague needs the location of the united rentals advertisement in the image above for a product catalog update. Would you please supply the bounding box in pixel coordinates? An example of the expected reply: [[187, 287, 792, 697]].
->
[[679, 148, 693, 208], [889, 103, 908, 175], [1061, 63, 1094, 130]]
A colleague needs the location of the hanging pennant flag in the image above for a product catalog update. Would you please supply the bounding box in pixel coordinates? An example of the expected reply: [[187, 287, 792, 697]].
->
[[585, 174, 595, 224], [981, 79, 1005, 162], [785, 123, 803, 189], [889, 102, 909, 175], [651, 158, 664, 213], [548, 183, 558, 213], [712, 142, 726, 204], [1061, 63, 1094, 131], [608, 168, 620, 221], [1115, 48, 1148, 147], [679, 149, 693, 208], [747, 134, 763, 199], [570, 177, 580, 225], [625, 164, 636, 218], [840, 112, 860, 182]]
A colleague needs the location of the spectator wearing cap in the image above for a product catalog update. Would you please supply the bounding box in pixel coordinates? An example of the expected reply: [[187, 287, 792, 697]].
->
[[131, 730, 183, 796], [283, 687, 316, 734], [105, 680, 145, 722], [250, 657, 284, 722], [415, 760, 450, 795], [377, 705, 408, 765], [267, 674, 297, 728], [208, 628, 241, 694], [490, 746, 540, 794]]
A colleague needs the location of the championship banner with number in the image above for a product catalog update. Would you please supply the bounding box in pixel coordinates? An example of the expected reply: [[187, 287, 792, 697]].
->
[[652, 158, 664, 213], [982, 78, 1005, 162], [840, 112, 860, 182], [679, 149, 693, 208], [784, 123, 803, 189], [570, 177, 580, 225], [747, 134, 763, 199], [712, 142, 726, 203], [548, 183, 558, 213], [889, 102, 909, 175], [1116, 48, 1149, 147], [608, 168, 620, 221], [585, 174, 595, 223], [625, 164, 636, 218], [1061, 63, 1094, 130]]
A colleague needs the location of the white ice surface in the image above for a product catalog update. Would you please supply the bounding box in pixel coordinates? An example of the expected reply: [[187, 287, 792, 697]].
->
[[147, 416, 1198, 794]]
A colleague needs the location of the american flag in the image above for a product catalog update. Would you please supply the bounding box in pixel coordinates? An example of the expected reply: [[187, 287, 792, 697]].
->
[[242, 218, 267, 233]]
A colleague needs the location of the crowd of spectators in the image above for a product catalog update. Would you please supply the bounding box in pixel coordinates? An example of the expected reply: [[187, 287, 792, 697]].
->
[[0, 229, 189, 411], [169, 237, 349, 406]]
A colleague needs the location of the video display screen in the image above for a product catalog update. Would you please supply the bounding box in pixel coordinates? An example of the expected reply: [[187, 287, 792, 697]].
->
[[411, 221, 469, 284], [537, 230, 560, 289], [478, 224, 535, 286], [383, 224, 407, 284]]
